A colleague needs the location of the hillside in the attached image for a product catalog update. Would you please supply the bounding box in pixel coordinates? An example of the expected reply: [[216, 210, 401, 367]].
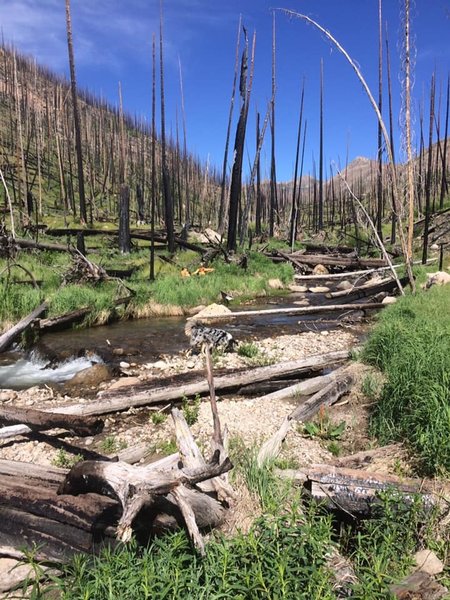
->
[[0, 44, 219, 232]]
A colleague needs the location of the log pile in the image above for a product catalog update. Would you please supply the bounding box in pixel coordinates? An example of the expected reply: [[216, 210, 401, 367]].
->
[[0, 397, 234, 565]]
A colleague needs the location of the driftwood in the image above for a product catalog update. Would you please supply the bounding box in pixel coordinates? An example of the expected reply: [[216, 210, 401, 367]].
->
[[270, 251, 387, 269], [280, 465, 445, 517], [326, 276, 409, 300], [257, 367, 354, 466], [0, 301, 48, 353], [0, 351, 350, 441], [293, 258, 437, 283], [191, 303, 385, 322], [0, 404, 104, 437], [0, 355, 235, 561], [389, 571, 448, 599], [14, 238, 75, 253], [290, 371, 355, 422], [255, 370, 346, 404]]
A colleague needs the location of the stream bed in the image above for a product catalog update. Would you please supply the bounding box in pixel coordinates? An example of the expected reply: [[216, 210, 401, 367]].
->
[[0, 294, 365, 390]]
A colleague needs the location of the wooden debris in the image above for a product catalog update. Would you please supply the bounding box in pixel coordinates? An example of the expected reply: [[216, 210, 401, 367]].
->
[[282, 464, 444, 517], [0, 301, 48, 353], [191, 303, 385, 322], [0, 404, 104, 437], [63, 252, 108, 285], [290, 370, 355, 422], [270, 251, 387, 269], [389, 571, 448, 599]]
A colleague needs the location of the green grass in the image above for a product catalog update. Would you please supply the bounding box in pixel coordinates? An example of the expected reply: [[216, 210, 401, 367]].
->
[[0, 247, 294, 330], [43, 445, 448, 600], [362, 283, 450, 475]]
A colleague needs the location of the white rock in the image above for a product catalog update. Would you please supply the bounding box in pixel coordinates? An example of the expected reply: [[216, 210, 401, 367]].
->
[[382, 296, 397, 304], [308, 286, 330, 293], [119, 361, 130, 369], [430, 243, 439, 251], [414, 549, 444, 575], [336, 280, 352, 291]]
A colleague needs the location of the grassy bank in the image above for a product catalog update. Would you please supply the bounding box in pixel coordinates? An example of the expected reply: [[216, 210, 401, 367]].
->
[[0, 248, 294, 330], [36, 448, 446, 599], [363, 283, 450, 476]]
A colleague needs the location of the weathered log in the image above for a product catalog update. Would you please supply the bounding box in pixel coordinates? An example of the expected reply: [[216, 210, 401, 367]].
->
[[326, 276, 408, 300], [38, 307, 91, 332], [280, 465, 445, 517], [389, 571, 448, 600], [60, 447, 232, 551], [290, 371, 355, 422], [14, 238, 73, 253], [272, 251, 387, 269], [0, 404, 104, 436], [255, 370, 346, 404], [0, 301, 48, 353], [293, 258, 437, 282], [191, 303, 385, 322], [0, 480, 118, 562], [302, 242, 356, 255], [69, 350, 350, 416], [0, 352, 351, 443], [257, 368, 351, 466]]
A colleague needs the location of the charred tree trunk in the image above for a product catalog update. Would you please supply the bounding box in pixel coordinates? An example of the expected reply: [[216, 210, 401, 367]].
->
[[227, 28, 254, 252], [65, 0, 87, 224], [218, 17, 241, 237], [289, 81, 305, 248], [118, 184, 131, 254], [376, 0, 383, 238], [422, 73, 435, 264], [159, 0, 175, 253]]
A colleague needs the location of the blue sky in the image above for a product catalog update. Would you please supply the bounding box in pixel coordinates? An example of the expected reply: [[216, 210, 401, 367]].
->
[[1, 0, 449, 181]]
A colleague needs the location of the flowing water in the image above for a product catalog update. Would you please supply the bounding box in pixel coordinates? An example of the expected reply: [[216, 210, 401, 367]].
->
[[0, 294, 362, 390]]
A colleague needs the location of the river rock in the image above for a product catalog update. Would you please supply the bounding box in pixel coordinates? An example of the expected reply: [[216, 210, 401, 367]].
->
[[414, 550, 444, 575], [308, 286, 330, 293], [313, 264, 329, 275], [382, 295, 397, 304], [66, 363, 112, 388], [289, 284, 308, 293], [336, 280, 353, 291]]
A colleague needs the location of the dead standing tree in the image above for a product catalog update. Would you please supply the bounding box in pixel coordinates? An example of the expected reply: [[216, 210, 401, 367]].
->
[[280, 8, 416, 291], [226, 27, 255, 252], [65, 0, 87, 224], [159, 0, 175, 254]]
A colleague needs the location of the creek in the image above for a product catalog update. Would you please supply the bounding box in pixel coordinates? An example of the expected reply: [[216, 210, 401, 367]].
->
[[0, 294, 361, 390]]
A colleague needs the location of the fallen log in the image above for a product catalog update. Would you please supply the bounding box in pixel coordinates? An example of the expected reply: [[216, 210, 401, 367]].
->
[[14, 238, 75, 253], [271, 251, 387, 269], [257, 367, 353, 465], [0, 479, 118, 562], [326, 276, 409, 300], [0, 358, 235, 560], [190, 303, 385, 322], [38, 307, 91, 332], [0, 351, 350, 440], [290, 371, 355, 422], [0, 404, 104, 437], [280, 464, 446, 517], [254, 371, 345, 405], [70, 350, 351, 417], [0, 301, 48, 353], [293, 258, 437, 282]]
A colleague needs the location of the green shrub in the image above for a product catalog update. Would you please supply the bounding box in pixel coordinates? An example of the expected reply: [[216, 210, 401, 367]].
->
[[362, 285, 450, 475]]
